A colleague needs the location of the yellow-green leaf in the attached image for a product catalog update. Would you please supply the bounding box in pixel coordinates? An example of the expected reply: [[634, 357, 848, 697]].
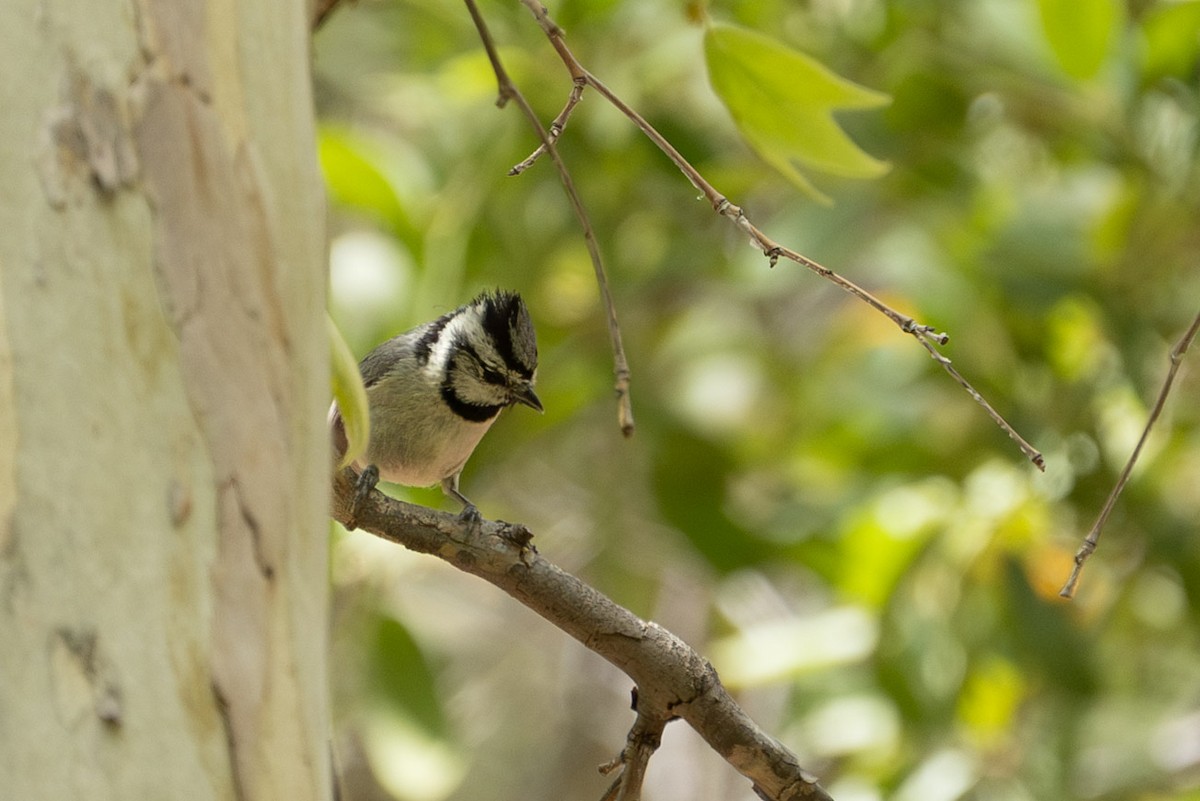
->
[[318, 127, 410, 232], [1140, 1, 1200, 83], [704, 23, 890, 203], [1035, 0, 1123, 80], [329, 314, 369, 470]]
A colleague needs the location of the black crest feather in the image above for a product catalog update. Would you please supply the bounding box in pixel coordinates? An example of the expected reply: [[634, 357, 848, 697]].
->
[[476, 290, 537, 378]]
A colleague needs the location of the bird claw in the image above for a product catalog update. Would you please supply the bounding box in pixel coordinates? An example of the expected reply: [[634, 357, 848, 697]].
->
[[457, 503, 482, 526], [346, 465, 380, 530]]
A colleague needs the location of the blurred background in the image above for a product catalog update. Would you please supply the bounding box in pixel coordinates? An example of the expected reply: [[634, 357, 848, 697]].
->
[[315, 1, 1200, 800]]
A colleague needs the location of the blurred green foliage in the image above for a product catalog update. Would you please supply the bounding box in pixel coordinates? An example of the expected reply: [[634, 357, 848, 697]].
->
[[317, 1, 1200, 800]]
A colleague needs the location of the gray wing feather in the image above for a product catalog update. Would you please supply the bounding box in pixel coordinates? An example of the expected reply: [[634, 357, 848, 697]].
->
[[357, 330, 420, 388]]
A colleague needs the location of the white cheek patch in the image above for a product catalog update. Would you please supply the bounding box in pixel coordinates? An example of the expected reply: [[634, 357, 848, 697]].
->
[[425, 311, 473, 379], [427, 305, 506, 376]]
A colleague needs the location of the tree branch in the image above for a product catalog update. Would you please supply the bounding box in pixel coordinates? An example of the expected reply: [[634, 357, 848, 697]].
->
[[331, 469, 833, 801], [465, 0, 635, 437], [597, 695, 668, 801], [510, 0, 1044, 471], [1061, 306, 1200, 598]]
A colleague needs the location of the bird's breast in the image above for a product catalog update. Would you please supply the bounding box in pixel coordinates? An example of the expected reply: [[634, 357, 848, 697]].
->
[[361, 400, 497, 488]]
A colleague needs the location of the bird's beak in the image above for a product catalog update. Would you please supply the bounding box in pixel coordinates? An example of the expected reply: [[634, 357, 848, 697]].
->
[[514, 383, 544, 413]]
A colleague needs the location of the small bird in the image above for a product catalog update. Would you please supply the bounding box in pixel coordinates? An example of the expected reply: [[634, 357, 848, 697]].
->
[[331, 290, 543, 525]]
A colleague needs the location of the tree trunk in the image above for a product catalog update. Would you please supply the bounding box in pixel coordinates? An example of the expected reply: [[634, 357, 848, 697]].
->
[[0, 2, 329, 800]]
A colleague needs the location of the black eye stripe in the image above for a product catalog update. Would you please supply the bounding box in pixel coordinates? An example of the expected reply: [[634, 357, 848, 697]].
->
[[453, 338, 507, 387], [442, 339, 506, 422]]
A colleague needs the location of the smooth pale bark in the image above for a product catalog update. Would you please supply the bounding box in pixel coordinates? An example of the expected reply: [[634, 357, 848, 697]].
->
[[0, 2, 329, 800]]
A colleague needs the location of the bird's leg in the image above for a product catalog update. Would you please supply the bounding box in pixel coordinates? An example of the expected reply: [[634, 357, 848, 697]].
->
[[346, 464, 380, 530], [442, 474, 481, 524]]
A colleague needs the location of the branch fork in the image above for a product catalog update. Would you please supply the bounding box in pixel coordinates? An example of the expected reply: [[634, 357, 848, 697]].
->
[[493, 0, 1043, 470], [598, 694, 671, 801], [332, 469, 833, 801]]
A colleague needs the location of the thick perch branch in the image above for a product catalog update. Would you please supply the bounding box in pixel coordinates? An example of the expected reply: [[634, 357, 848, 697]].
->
[[331, 470, 832, 801]]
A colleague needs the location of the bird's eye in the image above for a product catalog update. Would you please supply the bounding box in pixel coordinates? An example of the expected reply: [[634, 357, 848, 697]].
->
[[481, 365, 506, 386]]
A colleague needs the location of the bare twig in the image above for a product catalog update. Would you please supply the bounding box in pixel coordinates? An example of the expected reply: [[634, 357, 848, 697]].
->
[[331, 470, 834, 801], [513, 0, 1043, 469], [1061, 307, 1200, 598], [596, 703, 670, 801], [510, 78, 587, 175], [464, 0, 635, 437], [910, 335, 1045, 470]]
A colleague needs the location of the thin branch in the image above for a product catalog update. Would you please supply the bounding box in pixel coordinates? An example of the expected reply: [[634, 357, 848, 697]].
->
[[514, 0, 1043, 469], [331, 470, 834, 801], [1061, 307, 1200, 598], [464, 0, 635, 437], [595, 703, 668, 801], [910, 333, 1045, 470], [511, 78, 587, 176]]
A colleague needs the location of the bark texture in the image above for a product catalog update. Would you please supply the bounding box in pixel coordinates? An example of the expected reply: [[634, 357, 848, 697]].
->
[[331, 471, 833, 801], [0, 2, 329, 799]]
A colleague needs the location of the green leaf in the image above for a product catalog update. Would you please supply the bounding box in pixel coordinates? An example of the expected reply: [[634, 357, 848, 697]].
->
[[1035, 0, 1123, 80], [704, 22, 890, 204], [1140, 1, 1200, 84], [367, 614, 449, 738], [318, 127, 410, 231], [651, 427, 774, 572], [836, 483, 945, 609], [330, 313, 369, 469]]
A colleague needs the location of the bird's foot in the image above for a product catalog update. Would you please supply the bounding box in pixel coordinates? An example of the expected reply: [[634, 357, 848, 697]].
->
[[345, 464, 380, 530], [456, 502, 482, 526]]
